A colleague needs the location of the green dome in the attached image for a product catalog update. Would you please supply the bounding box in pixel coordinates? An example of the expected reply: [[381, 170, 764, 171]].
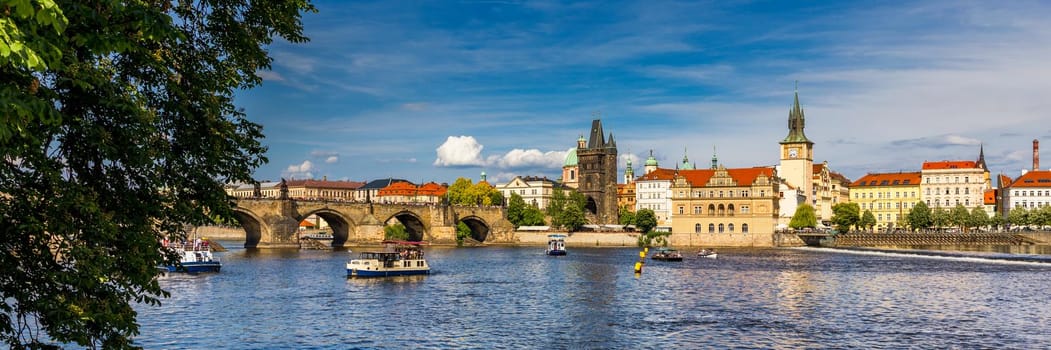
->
[[645, 155, 658, 167], [563, 148, 578, 167]]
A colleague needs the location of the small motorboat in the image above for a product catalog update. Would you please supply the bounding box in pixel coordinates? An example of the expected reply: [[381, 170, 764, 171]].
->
[[697, 249, 718, 259], [651, 248, 683, 261], [162, 239, 221, 273], [546, 234, 567, 256]]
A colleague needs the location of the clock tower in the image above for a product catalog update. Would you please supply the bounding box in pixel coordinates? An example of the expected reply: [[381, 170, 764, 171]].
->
[[779, 87, 814, 205]]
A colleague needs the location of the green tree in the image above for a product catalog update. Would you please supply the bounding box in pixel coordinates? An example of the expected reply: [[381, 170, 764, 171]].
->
[[560, 203, 586, 232], [546, 188, 567, 228], [948, 204, 970, 232], [506, 193, 527, 228], [635, 208, 658, 234], [931, 207, 949, 231], [860, 210, 876, 231], [969, 206, 989, 231], [446, 177, 473, 205], [455, 222, 472, 246], [0, 1, 315, 347], [520, 206, 547, 226], [489, 190, 505, 207], [619, 205, 636, 226], [988, 213, 1006, 231], [907, 201, 932, 231], [789, 204, 818, 229], [1033, 205, 1051, 227], [384, 223, 410, 241], [1007, 206, 1030, 228], [831, 203, 860, 232]]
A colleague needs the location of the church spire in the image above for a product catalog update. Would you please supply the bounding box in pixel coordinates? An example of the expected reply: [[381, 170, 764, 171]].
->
[[781, 83, 813, 145], [977, 143, 987, 170], [711, 145, 718, 169]]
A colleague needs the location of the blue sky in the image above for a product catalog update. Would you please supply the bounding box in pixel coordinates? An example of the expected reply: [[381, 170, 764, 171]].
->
[[237, 0, 1051, 185]]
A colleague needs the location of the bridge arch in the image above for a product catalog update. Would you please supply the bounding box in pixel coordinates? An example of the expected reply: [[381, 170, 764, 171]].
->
[[386, 210, 428, 242], [297, 208, 356, 247], [459, 216, 491, 242], [232, 207, 266, 248]]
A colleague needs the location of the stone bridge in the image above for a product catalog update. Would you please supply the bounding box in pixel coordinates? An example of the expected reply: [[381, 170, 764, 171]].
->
[[231, 198, 514, 248]]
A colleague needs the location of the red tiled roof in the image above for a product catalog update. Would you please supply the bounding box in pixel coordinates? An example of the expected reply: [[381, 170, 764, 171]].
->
[[829, 171, 852, 185], [636, 168, 677, 181], [984, 189, 996, 205], [998, 174, 1013, 188], [1009, 170, 1051, 188], [850, 172, 922, 187], [922, 161, 978, 170], [675, 167, 775, 187]]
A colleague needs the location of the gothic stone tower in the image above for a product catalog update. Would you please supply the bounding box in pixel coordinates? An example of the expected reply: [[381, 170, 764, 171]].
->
[[779, 88, 814, 206], [577, 119, 619, 224]]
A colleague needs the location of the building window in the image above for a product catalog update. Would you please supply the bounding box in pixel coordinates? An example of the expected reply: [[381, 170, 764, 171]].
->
[[742, 224, 749, 233], [728, 223, 735, 232], [695, 223, 701, 233], [678, 206, 684, 215], [718, 204, 725, 216], [709, 223, 715, 233], [708, 204, 716, 216], [740, 205, 750, 214], [728, 204, 735, 216], [694, 206, 702, 214], [718, 224, 725, 233]]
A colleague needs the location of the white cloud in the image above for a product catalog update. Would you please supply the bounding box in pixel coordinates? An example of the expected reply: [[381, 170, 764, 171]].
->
[[325, 156, 339, 164], [434, 136, 486, 167], [284, 160, 314, 179], [257, 70, 285, 82], [490, 149, 567, 169]]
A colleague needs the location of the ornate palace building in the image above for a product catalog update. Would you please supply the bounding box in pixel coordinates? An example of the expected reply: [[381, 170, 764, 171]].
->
[[576, 119, 619, 224], [668, 165, 780, 244]]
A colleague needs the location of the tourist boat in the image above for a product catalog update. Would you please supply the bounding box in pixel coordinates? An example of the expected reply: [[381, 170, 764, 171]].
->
[[162, 240, 221, 273], [346, 241, 430, 277], [651, 247, 683, 261], [546, 234, 567, 256], [697, 249, 718, 259]]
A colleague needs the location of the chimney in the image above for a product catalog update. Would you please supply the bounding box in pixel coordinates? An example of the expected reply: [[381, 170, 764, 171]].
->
[[1035, 139, 1040, 171]]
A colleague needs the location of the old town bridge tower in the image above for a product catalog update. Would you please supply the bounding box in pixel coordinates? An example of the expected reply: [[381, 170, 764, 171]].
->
[[577, 119, 619, 224]]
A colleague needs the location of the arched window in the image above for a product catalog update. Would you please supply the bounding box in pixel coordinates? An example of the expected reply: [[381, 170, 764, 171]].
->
[[694, 223, 701, 233], [708, 204, 716, 216], [718, 224, 725, 233], [742, 223, 749, 233], [708, 223, 715, 233], [718, 204, 725, 216], [727, 204, 735, 216], [728, 223, 734, 232]]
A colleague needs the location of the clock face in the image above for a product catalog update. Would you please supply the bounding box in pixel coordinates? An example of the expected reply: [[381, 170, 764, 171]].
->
[[788, 148, 798, 158]]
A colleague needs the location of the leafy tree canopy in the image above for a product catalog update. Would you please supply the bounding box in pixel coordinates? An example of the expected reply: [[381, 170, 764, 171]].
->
[[830, 203, 860, 233], [907, 201, 932, 231], [0, 0, 315, 347], [635, 208, 657, 234], [789, 204, 817, 229], [384, 223, 409, 241], [618, 205, 636, 226]]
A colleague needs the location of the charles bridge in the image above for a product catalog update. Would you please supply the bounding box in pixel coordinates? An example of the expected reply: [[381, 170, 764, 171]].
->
[[231, 198, 514, 248]]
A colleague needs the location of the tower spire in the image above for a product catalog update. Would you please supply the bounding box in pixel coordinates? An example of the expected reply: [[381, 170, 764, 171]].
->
[[781, 84, 812, 145]]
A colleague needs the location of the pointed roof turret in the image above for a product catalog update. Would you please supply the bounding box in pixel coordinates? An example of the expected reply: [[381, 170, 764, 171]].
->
[[711, 145, 718, 169], [977, 143, 988, 170], [608, 132, 616, 148], [679, 147, 694, 170], [587, 119, 605, 149], [780, 84, 813, 145]]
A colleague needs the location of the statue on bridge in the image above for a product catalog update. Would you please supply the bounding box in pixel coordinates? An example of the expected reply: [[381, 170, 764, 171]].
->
[[279, 178, 288, 199]]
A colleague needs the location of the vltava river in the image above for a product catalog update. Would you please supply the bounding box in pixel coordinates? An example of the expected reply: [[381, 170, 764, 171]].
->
[[135, 244, 1051, 349]]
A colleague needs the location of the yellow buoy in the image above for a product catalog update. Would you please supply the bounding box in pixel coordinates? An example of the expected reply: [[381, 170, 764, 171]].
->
[[639, 251, 645, 258], [634, 261, 643, 273]]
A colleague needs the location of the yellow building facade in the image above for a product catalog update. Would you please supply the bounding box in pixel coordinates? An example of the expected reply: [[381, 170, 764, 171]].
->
[[668, 166, 780, 246], [849, 172, 922, 231]]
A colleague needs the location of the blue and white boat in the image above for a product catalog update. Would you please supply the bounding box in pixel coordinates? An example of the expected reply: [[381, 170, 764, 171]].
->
[[346, 241, 430, 277], [546, 234, 567, 256], [163, 241, 221, 273]]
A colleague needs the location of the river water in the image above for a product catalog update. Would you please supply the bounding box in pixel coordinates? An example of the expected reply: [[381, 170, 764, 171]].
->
[[134, 244, 1051, 349]]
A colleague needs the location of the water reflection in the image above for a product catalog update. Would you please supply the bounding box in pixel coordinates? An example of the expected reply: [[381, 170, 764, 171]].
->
[[131, 245, 1051, 349]]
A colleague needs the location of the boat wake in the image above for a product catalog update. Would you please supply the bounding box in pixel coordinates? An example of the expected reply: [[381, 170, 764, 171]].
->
[[792, 246, 1051, 266]]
